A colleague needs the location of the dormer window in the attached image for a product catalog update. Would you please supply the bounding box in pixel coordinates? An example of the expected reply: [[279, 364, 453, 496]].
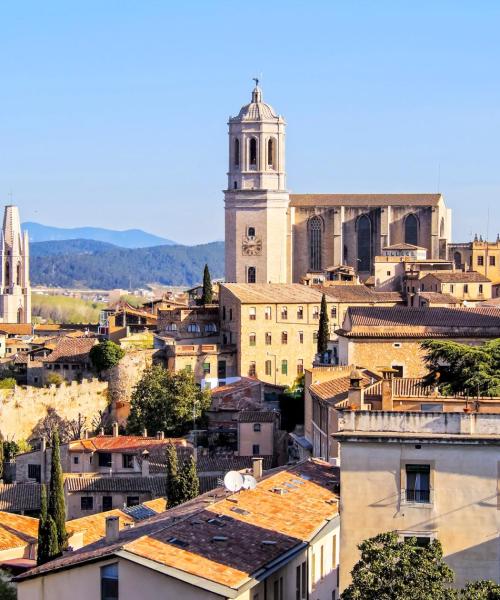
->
[[249, 138, 257, 166]]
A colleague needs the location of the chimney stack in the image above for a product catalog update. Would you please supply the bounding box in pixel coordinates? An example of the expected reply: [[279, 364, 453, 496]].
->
[[348, 368, 365, 409], [105, 516, 120, 543], [112, 422, 119, 438], [40, 436, 46, 453], [141, 450, 150, 477], [252, 457, 263, 479], [156, 431, 164, 440], [142, 428, 148, 438], [380, 368, 395, 411], [99, 427, 105, 436]]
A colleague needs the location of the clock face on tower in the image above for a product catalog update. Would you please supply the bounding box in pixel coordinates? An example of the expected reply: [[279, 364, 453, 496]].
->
[[242, 236, 263, 256]]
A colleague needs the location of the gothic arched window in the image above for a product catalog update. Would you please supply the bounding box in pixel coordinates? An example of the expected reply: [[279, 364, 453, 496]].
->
[[17, 307, 23, 324], [249, 138, 257, 166], [16, 262, 21, 285], [454, 252, 462, 269], [308, 216, 323, 272], [404, 214, 418, 246], [247, 266, 256, 283], [234, 138, 240, 167], [5, 261, 10, 286], [267, 138, 274, 167], [357, 215, 372, 272]]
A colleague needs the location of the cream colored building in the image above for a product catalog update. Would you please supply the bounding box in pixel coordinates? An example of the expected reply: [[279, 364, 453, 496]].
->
[[415, 271, 492, 303], [336, 409, 500, 591], [224, 84, 452, 284], [17, 460, 340, 600], [450, 239, 500, 285]]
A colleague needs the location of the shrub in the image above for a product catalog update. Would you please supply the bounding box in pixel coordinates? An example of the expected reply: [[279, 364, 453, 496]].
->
[[46, 373, 64, 387], [0, 378, 16, 389]]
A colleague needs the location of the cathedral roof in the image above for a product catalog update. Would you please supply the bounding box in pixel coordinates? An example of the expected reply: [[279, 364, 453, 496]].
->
[[289, 193, 443, 208], [231, 86, 281, 122]]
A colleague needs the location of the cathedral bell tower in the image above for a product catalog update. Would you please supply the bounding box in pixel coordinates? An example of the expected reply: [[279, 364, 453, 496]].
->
[[224, 82, 291, 283]]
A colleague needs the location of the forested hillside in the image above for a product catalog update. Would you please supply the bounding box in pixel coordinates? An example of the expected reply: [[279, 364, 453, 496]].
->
[[30, 239, 225, 288]]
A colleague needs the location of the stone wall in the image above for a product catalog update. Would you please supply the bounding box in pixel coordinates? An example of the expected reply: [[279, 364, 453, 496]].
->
[[0, 379, 109, 441]]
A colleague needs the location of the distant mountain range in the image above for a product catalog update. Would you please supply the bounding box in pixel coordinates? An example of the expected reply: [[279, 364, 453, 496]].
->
[[30, 239, 224, 289], [23, 222, 176, 248]]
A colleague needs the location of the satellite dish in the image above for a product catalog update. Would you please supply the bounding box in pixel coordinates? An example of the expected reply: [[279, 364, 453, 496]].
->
[[224, 471, 244, 492], [242, 474, 257, 490]]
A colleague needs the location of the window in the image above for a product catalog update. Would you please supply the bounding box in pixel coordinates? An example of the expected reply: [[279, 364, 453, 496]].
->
[[479, 284, 484, 294], [281, 331, 288, 344], [249, 333, 256, 346], [249, 137, 257, 166], [296, 561, 307, 599], [126, 496, 140, 507], [187, 323, 200, 333], [203, 362, 211, 374], [28, 464, 41, 482], [313, 306, 319, 319], [247, 226, 256, 238], [478, 255, 484, 266], [309, 216, 323, 271], [357, 214, 372, 272], [281, 359, 288, 375], [450, 285, 454, 293], [122, 454, 133, 469], [252, 444, 260, 455], [404, 214, 418, 246], [273, 576, 283, 600], [392, 365, 404, 378], [249, 307, 256, 320], [73, 456, 79, 465], [222, 306, 226, 320], [218, 360, 227, 379], [101, 563, 118, 600], [265, 306, 272, 320], [81, 496, 94, 510], [330, 306, 337, 320], [405, 464, 430, 503], [453, 251, 462, 269], [234, 138, 240, 167], [247, 266, 256, 283], [267, 138, 274, 167], [103, 496, 113, 511], [464, 284, 469, 294], [234, 181, 237, 189], [298, 331, 304, 344], [205, 323, 217, 333], [265, 332, 272, 345], [248, 362, 257, 377], [281, 306, 288, 319], [490, 255, 496, 266], [98, 453, 112, 468], [301, 562, 306, 597], [265, 360, 272, 376], [297, 306, 304, 319], [253, 423, 261, 432], [297, 359, 304, 375]]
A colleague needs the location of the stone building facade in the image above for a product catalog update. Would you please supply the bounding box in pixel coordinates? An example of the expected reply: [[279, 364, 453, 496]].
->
[[224, 85, 452, 284]]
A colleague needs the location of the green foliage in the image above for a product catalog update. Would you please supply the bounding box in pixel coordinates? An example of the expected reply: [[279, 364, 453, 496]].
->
[[30, 239, 225, 288], [48, 430, 67, 551], [421, 339, 500, 396], [201, 264, 213, 304], [127, 365, 211, 436], [2, 439, 31, 464], [317, 293, 330, 355], [0, 378, 16, 389], [46, 373, 64, 387], [341, 532, 456, 600], [89, 341, 125, 372], [165, 444, 181, 507], [177, 455, 200, 503], [119, 294, 145, 308], [459, 581, 500, 599], [37, 484, 50, 565], [31, 293, 105, 324], [0, 570, 16, 600]]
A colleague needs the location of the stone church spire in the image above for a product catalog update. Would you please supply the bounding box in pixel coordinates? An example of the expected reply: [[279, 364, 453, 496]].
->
[[0, 205, 31, 323]]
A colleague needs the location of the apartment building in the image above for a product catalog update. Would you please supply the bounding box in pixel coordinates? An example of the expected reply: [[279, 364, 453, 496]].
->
[[450, 239, 500, 285], [416, 271, 492, 304], [336, 409, 500, 591], [16, 459, 340, 600]]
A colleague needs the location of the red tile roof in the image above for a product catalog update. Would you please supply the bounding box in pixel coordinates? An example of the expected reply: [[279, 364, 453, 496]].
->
[[0, 512, 38, 551], [321, 285, 403, 304], [69, 435, 188, 453], [310, 371, 380, 402], [423, 271, 491, 283], [418, 292, 460, 304], [43, 336, 97, 363], [290, 193, 443, 208]]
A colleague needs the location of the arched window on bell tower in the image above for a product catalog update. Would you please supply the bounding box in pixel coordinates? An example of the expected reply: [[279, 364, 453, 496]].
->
[[249, 138, 257, 167], [267, 138, 275, 168], [234, 138, 240, 167]]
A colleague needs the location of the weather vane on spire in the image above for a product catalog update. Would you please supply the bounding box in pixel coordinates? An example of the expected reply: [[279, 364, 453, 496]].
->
[[253, 77, 259, 87]]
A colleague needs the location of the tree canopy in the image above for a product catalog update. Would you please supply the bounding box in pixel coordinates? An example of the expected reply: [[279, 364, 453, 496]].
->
[[201, 264, 213, 304], [127, 365, 211, 436], [421, 339, 500, 397], [90, 341, 125, 373]]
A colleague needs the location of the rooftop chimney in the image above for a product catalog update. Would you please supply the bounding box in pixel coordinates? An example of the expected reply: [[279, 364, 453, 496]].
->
[[142, 428, 148, 438], [105, 516, 120, 543], [112, 422, 119, 438], [348, 368, 365, 409], [40, 436, 46, 453], [380, 368, 395, 411], [100, 427, 105, 436], [141, 449, 150, 477], [156, 431, 165, 440], [252, 457, 263, 480]]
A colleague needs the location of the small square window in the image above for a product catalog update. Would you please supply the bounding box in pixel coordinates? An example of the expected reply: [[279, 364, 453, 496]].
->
[[122, 454, 134, 469], [252, 444, 260, 455], [73, 456, 79, 465], [126, 496, 140, 507], [81, 496, 94, 511], [253, 423, 261, 432]]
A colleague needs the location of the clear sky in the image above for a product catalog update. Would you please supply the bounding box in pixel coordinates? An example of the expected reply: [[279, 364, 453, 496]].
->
[[1, 1, 500, 245]]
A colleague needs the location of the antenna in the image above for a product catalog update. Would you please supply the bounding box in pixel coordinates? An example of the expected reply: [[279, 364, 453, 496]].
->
[[242, 474, 257, 490], [223, 471, 244, 493]]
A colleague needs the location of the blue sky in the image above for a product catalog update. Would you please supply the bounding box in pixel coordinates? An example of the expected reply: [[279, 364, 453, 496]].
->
[[1, 1, 499, 245]]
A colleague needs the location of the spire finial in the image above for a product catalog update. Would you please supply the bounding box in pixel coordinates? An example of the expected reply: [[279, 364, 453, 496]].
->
[[251, 78, 262, 103], [253, 77, 259, 87]]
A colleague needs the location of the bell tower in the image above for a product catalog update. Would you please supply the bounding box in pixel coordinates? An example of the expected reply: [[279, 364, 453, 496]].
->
[[224, 82, 291, 283]]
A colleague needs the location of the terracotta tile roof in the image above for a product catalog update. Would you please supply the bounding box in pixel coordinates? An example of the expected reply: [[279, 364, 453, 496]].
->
[[366, 378, 436, 399], [43, 336, 97, 363], [321, 285, 403, 304], [0, 483, 40, 512], [290, 193, 443, 208], [0, 511, 38, 551], [221, 283, 324, 304], [310, 371, 380, 402], [69, 435, 188, 453], [423, 271, 491, 283], [64, 476, 167, 495], [338, 306, 500, 338], [418, 292, 460, 304], [196, 455, 274, 474], [0, 324, 32, 336], [19, 460, 337, 589], [237, 411, 277, 423], [210, 377, 263, 412], [211, 377, 261, 398]]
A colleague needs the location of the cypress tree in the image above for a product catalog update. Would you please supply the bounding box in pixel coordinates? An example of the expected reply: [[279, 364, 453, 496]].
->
[[178, 455, 199, 504], [45, 515, 60, 560], [165, 444, 180, 507], [201, 264, 213, 305], [48, 430, 67, 551], [317, 293, 330, 356], [36, 484, 48, 565]]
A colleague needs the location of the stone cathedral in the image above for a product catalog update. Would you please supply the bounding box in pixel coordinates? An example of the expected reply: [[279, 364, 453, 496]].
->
[[224, 84, 452, 284], [0, 205, 31, 323]]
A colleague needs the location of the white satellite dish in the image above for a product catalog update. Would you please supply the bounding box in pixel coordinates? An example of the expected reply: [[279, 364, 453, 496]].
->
[[242, 474, 257, 490], [224, 471, 244, 492]]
